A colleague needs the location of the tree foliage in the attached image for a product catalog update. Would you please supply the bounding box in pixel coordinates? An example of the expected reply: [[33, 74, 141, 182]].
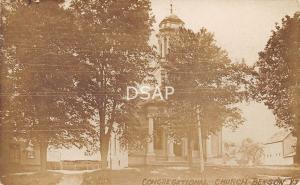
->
[[2, 0, 155, 170], [255, 12, 300, 163], [164, 28, 252, 139], [2, 1, 95, 170], [68, 0, 155, 167], [238, 138, 264, 166], [159, 27, 253, 167]]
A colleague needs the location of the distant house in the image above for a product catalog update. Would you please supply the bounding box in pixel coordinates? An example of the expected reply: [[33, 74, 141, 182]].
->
[[263, 130, 297, 165]]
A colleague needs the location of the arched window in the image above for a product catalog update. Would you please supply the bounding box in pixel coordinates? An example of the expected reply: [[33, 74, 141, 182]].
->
[[164, 37, 168, 57]]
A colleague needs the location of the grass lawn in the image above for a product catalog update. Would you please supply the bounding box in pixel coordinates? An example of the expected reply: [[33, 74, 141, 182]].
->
[[0, 172, 62, 185], [1, 166, 299, 185], [80, 166, 300, 185]]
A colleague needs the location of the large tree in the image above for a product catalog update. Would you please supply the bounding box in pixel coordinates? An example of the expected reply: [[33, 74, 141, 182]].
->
[[238, 138, 264, 166], [69, 0, 155, 168], [163, 28, 253, 169], [255, 12, 300, 163], [3, 0, 94, 171]]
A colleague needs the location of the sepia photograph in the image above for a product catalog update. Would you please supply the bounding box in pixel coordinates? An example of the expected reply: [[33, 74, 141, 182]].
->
[[0, 0, 300, 184]]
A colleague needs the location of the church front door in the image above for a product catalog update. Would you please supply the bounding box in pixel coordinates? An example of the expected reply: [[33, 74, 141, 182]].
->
[[174, 143, 182, 156]]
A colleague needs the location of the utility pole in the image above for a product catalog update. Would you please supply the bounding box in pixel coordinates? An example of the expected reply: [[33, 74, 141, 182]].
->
[[196, 106, 204, 173]]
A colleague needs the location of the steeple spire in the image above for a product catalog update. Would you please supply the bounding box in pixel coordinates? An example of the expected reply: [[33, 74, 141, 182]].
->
[[170, 0, 173, 14]]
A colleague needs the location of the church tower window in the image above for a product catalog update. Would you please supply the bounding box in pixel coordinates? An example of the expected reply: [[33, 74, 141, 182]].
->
[[163, 37, 168, 58]]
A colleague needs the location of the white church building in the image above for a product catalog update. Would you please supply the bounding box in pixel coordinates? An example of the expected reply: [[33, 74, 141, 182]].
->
[[127, 6, 223, 167]]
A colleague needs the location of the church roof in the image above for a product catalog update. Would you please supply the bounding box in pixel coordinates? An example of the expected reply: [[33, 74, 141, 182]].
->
[[159, 14, 184, 27], [264, 129, 292, 144]]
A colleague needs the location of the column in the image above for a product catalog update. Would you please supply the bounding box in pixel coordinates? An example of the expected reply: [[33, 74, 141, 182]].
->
[[182, 138, 188, 157], [162, 129, 167, 156], [218, 130, 223, 157], [147, 116, 155, 156], [167, 137, 175, 160], [206, 135, 212, 158]]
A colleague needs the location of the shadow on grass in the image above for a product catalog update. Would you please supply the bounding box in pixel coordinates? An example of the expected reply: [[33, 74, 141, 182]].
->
[[1, 172, 62, 185]]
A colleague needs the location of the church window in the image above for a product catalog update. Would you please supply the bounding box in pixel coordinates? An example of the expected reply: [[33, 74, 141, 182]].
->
[[24, 141, 36, 159], [9, 144, 20, 163], [26, 150, 36, 159]]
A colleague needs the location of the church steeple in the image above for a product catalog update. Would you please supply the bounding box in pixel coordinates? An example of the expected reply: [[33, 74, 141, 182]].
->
[[158, 2, 184, 59], [156, 2, 185, 86]]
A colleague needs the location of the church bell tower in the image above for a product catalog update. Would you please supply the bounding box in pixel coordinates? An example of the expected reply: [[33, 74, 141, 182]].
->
[[157, 3, 185, 86]]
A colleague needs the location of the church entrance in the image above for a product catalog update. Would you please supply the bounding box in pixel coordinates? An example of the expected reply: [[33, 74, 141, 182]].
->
[[174, 143, 182, 156]]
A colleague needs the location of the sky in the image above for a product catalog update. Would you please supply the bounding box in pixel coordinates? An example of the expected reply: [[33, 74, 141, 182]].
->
[[150, 0, 300, 143], [151, 0, 300, 63]]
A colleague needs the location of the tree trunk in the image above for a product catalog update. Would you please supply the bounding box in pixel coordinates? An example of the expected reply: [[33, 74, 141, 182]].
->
[[40, 141, 48, 172], [99, 102, 109, 169], [196, 107, 204, 173], [100, 137, 110, 169]]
